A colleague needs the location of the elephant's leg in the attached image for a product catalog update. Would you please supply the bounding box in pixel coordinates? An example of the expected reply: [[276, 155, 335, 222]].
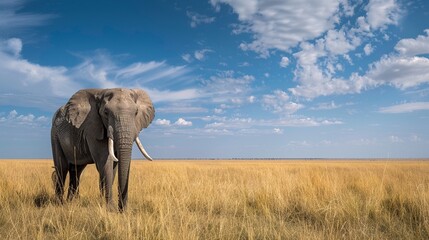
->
[[113, 161, 118, 181], [97, 158, 115, 210], [54, 166, 68, 203], [67, 164, 86, 201], [118, 160, 131, 212], [51, 137, 68, 203], [98, 162, 117, 196], [99, 176, 105, 197]]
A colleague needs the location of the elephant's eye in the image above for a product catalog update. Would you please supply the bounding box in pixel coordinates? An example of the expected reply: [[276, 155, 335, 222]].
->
[[135, 110, 138, 116], [104, 109, 109, 115]]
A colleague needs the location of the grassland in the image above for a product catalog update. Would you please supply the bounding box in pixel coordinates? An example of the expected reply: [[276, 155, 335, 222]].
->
[[0, 159, 428, 239]]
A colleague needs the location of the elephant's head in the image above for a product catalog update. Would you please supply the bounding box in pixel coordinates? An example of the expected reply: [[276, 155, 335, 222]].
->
[[96, 88, 155, 162], [65, 88, 154, 209]]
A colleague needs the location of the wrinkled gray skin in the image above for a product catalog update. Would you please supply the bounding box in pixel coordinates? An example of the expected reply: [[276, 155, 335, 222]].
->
[[51, 88, 154, 211]]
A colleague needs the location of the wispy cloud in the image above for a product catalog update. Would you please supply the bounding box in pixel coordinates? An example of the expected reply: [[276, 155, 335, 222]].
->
[[115, 61, 166, 79], [0, 39, 199, 108], [186, 11, 215, 28], [194, 49, 213, 61], [157, 103, 207, 113], [0, 0, 54, 34], [0, 38, 79, 108], [311, 101, 340, 110], [379, 102, 429, 113], [144, 88, 201, 103], [202, 71, 255, 105]]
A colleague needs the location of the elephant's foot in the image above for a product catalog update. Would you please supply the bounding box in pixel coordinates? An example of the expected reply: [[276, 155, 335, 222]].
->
[[66, 191, 79, 201], [53, 196, 64, 205], [106, 201, 116, 212]]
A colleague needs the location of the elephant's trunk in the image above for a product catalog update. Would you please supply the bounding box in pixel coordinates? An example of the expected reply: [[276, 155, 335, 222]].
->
[[117, 143, 132, 212], [115, 117, 134, 212]]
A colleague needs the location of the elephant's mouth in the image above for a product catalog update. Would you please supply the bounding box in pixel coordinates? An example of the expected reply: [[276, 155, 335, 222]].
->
[[108, 137, 153, 162]]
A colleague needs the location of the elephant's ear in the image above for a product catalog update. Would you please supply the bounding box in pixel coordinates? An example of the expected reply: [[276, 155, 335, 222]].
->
[[65, 89, 103, 130], [132, 89, 155, 131]]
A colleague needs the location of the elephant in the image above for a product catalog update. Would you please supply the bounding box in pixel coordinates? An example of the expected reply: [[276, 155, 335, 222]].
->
[[51, 88, 155, 211]]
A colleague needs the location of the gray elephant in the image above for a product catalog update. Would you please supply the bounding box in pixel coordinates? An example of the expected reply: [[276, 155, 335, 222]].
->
[[51, 88, 155, 211]]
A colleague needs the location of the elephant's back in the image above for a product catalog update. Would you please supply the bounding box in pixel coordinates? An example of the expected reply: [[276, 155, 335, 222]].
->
[[52, 106, 65, 125]]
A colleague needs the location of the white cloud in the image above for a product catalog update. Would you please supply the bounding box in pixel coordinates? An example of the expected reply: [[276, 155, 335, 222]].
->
[[379, 102, 429, 113], [288, 140, 311, 147], [0, 0, 53, 33], [181, 53, 192, 63], [0, 38, 79, 100], [324, 29, 358, 55], [145, 88, 201, 103], [0, 39, 200, 108], [203, 71, 254, 105], [279, 57, 290, 68], [209, 0, 406, 100], [389, 135, 403, 143], [203, 116, 241, 127], [70, 51, 193, 91], [395, 29, 429, 57], [157, 104, 207, 113], [211, 0, 341, 56], [214, 108, 224, 114], [410, 134, 421, 142], [154, 118, 194, 128], [273, 128, 283, 134], [290, 28, 429, 99], [273, 118, 342, 127], [181, 115, 343, 137], [0, 109, 49, 127], [311, 101, 339, 110], [186, 11, 215, 28], [262, 90, 304, 114], [365, 0, 402, 30], [366, 56, 429, 89], [247, 95, 255, 103], [0, 38, 22, 57], [194, 49, 212, 61], [364, 43, 373, 55], [115, 61, 165, 79], [8, 109, 18, 118], [175, 118, 193, 126], [154, 119, 171, 126]]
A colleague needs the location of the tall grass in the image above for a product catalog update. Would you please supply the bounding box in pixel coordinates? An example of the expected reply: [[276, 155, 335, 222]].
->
[[0, 160, 428, 239]]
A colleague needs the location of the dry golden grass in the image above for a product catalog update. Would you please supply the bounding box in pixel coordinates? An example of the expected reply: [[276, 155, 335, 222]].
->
[[0, 159, 428, 239]]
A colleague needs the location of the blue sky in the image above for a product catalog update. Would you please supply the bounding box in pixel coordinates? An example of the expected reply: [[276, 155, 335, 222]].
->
[[1, 0, 429, 159]]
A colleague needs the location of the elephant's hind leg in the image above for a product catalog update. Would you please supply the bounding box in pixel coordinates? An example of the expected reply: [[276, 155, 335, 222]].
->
[[67, 164, 87, 201]]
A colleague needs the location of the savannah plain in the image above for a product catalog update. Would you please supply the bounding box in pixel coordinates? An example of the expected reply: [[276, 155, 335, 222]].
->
[[0, 159, 428, 239]]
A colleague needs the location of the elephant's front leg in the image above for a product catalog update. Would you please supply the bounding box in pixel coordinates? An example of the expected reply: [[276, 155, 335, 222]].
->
[[99, 157, 115, 211]]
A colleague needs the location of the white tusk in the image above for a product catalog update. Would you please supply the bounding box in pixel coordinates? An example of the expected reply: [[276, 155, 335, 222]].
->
[[135, 137, 153, 161], [108, 138, 119, 162]]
